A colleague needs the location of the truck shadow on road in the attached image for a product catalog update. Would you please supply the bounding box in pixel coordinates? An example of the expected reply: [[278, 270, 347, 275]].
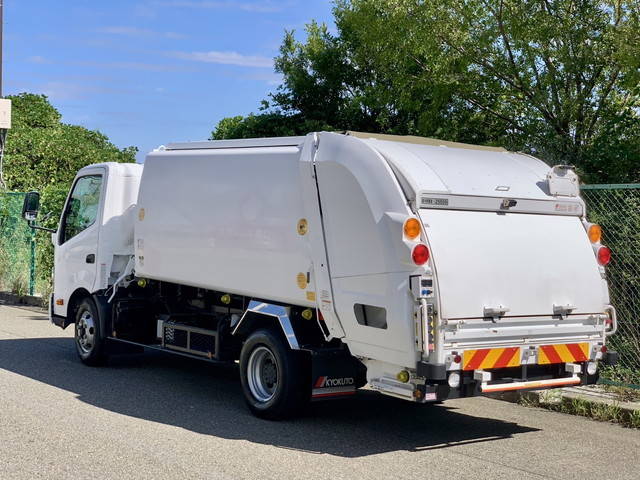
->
[[0, 336, 539, 457]]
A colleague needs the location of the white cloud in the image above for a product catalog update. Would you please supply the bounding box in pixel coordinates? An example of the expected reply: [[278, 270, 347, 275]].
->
[[168, 50, 273, 68], [74, 61, 196, 72], [37, 82, 137, 101], [27, 55, 51, 64], [96, 26, 186, 39], [133, 4, 158, 18], [244, 71, 282, 85], [156, 1, 287, 13]]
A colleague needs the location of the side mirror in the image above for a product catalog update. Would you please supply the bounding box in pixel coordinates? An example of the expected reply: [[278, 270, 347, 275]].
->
[[22, 191, 41, 221]]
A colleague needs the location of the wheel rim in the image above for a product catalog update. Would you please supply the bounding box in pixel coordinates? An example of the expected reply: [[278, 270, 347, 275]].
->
[[247, 346, 278, 403], [76, 310, 96, 354]]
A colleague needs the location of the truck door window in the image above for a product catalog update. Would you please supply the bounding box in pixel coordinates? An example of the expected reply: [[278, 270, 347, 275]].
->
[[60, 175, 103, 244]]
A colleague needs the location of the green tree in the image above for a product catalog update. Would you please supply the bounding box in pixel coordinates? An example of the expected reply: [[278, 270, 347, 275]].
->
[[211, 112, 331, 140], [212, 0, 640, 183], [336, 0, 640, 182], [211, 22, 361, 140], [3, 93, 136, 191], [1, 93, 137, 294]]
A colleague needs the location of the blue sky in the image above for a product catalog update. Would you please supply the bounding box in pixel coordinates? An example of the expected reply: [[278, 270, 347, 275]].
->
[[5, 1, 335, 161]]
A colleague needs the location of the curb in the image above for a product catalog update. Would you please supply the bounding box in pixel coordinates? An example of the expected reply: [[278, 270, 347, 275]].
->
[[0, 291, 46, 308], [493, 385, 640, 427], [495, 386, 640, 410]]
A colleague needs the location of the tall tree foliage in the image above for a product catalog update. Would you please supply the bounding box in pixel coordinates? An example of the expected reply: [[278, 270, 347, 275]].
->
[[1, 93, 136, 293], [212, 1, 640, 183], [3, 93, 137, 191]]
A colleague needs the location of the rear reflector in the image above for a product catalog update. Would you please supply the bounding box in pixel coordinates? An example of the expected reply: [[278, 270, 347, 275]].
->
[[463, 347, 521, 371], [412, 244, 430, 265], [538, 342, 589, 364], [597, 246, 611, 265]]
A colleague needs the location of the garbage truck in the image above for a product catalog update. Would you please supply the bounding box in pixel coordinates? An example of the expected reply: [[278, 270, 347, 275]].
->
[[22, 131, 618, 419]]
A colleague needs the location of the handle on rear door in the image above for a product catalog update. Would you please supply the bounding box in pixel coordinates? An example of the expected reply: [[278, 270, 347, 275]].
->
[[604, 305, 617, 336], [86, 254, 95, 264]]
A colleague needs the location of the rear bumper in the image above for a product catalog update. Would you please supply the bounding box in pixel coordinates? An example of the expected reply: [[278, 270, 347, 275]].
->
[[413, 367, 595, 401], [413, 351, 618, 401], [480, 375, 581, 393]]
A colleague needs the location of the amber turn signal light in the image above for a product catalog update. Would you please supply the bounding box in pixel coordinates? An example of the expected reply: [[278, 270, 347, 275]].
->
[[588, 224, 602, 243], [403, 217, 421, 240]]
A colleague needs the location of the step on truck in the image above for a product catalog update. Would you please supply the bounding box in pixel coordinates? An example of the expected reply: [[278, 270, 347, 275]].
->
[[22, 131, 618, 419]]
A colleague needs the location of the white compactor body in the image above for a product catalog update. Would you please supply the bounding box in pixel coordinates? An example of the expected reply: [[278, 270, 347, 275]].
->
[[39, 131, 618, 418]]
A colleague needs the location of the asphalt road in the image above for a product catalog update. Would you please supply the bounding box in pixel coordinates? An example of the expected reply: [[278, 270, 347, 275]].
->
[[1, 304, 638, 480]]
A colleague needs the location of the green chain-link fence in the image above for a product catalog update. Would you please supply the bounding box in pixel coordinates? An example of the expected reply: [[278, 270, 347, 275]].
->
[[581, 184, 640, 372], [0, 185, 638, 372], [0, 192, 36, 296]]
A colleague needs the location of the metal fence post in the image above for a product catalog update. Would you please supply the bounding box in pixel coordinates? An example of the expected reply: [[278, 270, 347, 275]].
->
[[29, 226, 35, 296]]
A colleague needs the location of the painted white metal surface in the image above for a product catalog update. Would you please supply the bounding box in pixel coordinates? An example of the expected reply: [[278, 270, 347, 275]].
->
[[363, 138, 565, 202], [420, 209, 606, 320], [97, 163, 143, 289], [414, 193, 584, 216], [53, 166, 105, 317], [297, 133, 345, 339], [165, 136, 306, 151], [53, 163, 142, 317], [314, 133, 425, 367], [135, 145, 315, 307]]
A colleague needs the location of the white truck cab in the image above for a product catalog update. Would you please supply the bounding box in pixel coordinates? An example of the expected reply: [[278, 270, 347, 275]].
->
[[51, 163, 142, 319], [23, 132, 617, 419]]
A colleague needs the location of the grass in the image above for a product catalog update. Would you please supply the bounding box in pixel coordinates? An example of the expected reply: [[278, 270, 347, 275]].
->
[[518, 389, 640, 428], [598, 365, 640, 403]]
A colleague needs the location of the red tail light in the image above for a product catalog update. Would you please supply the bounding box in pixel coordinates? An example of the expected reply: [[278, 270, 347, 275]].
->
[[597, 246, 611, 266], [412, 244, 430, 265]]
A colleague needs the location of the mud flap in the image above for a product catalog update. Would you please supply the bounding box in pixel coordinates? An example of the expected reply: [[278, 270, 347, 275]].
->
[[310, 350, 366, 400]]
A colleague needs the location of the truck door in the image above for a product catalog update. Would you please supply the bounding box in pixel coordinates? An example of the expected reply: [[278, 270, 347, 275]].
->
[[53, 170, 105, 318]]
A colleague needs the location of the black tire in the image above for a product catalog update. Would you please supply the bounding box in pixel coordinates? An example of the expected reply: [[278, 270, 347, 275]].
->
[[74, 297, 107, 366], [239, 328, 309, 420]]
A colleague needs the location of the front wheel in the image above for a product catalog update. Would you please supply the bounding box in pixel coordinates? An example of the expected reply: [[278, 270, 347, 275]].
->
[[239, 328, 309, 419], [74, 298, 106, 366]]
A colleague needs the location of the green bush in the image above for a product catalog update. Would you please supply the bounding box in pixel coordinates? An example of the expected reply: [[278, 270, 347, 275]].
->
[[0, 93, 136, 295]]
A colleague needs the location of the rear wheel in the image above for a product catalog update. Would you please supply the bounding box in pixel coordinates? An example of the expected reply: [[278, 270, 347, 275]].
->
[[74, 298, 106, 366], [239, 328, 309, 419]]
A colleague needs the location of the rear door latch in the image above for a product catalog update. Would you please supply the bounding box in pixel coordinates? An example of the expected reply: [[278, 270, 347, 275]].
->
[[553, 304, 576, 320], [484, 305, 510, 323]]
